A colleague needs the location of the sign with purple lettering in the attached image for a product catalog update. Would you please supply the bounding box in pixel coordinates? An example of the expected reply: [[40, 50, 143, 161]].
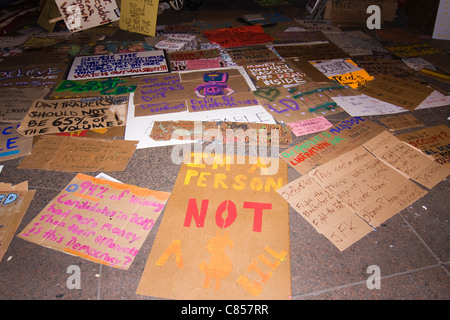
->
[[55, 0, 120, 33], [67, 50, 169, 80], [17, 173, 170, 270]]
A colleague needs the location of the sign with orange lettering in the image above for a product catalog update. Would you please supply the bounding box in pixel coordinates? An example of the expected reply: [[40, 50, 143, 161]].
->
[[136, 153, 291, 299]]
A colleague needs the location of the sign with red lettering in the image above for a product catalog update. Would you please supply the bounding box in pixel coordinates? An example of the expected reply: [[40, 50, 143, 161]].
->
[[17, 173, 170, 269], [136, 153, 291, 299]]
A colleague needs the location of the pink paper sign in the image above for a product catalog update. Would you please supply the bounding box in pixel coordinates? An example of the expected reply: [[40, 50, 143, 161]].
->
[[287, 116, 333, 137]]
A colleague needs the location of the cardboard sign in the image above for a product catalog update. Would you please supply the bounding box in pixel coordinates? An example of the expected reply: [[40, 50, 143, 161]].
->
[[168, 49, 224, 72], [272, 42, 348, 61], [0, 54, 68, 88], [311, 59, 373, 89], [280, 117, 385, 174], [203, 25, 274, 48], [227, 46, 281, 65], [278, 142, 427, 251], [357, 74, 434, 111], [55, 0, 120, 33], [67, 50, 169, 80], [18, 173, 170, 269], [18, 136, 137, 172], [254, 82, 352, 123], [244, 61, 306, 88], [0, 88, 49, 122], [119, 0, 159, 36], [133, 68, 258, 116], [17, 96, 128, 137], [0, 182, 35, 262], [149, 121, 218, 141], [219, 122, 292, 147], [0, 123, 32, 161], [396, 125, 450, 168], [363, 131, 450, 189], [136, 153, 291, 299], [50, 77, 138, 99], [323, 30, 387, 56], [432, 0, 450, 40], [379, 114, 424, 131]]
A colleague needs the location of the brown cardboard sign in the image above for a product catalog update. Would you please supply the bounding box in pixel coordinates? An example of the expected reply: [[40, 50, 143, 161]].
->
[[17, 96, 128, 137], [379, 114, 424, 131], [17, 173, 170, 269], [244, 61, 307, 88], [280, 117, 385, 174], [0, 182, 35, 262], [357, 74, 434, 111], [227, 46, 281, 65], [254, 82, 353, 124], [136, 153, 291, 300], [0, 88, 50, 123], [18, 136, 137, 172], [134, 68, 258, 116], [272, 42, 348, 61], [278, 141, 428, 251], [396, 125, 450, 168], [363, 130, 450, 189]]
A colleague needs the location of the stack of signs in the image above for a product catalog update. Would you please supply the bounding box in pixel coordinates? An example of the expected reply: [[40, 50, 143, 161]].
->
[[18, 174, 170, 269], [136, 153, 291, 299]]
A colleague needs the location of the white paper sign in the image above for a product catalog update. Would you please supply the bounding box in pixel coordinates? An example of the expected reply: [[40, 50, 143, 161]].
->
[[67, 50, 169, 80], [55, 0, 120, 33]]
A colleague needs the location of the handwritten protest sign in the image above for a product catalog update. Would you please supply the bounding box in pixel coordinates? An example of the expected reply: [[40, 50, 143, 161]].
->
[[55, 0, 120, 33], [203, 25, 274, 48], [363, 131, 450, 189], [280, 117, 385, 174], [16, 96, 128, 137], [50, 77, 138, 99], [357, 74, 434, 110], [287, 116, 333, 137], [136, 153, 290, 299], [323, 30, 387, 56], [278, 140, 428, 251], [378, 114, 424, 131], [18, 173, 169, 269], [272, 42, 348, 61], [133, 68, 258, 116], [18, 136, 137, 172], [67, 50, 169, 80], [244, 61, 306, 88], [0, 182, 35, 261], [396, 125, 450, 169], [119, 0, 159, 36], [0, 54, 68, 88], [0, 123, 32, 161], [0, 88, 49, 122], [254, 82, 352, 123], [168, 49, 224, 72], [311, 59, 373, 89], [227, 46, 281, 65]]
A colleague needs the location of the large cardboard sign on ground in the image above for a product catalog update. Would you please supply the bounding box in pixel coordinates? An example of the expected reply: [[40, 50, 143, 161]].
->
[[133, 68, 258, 116], [0, 181, 35, 262], [18, 173, 170, 269], [18, 136, 137, 172], [17, 96, 128, 136], [119, 0, 159, 36], [136, 153, 291, 299], [67, 50, 169, 80]]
